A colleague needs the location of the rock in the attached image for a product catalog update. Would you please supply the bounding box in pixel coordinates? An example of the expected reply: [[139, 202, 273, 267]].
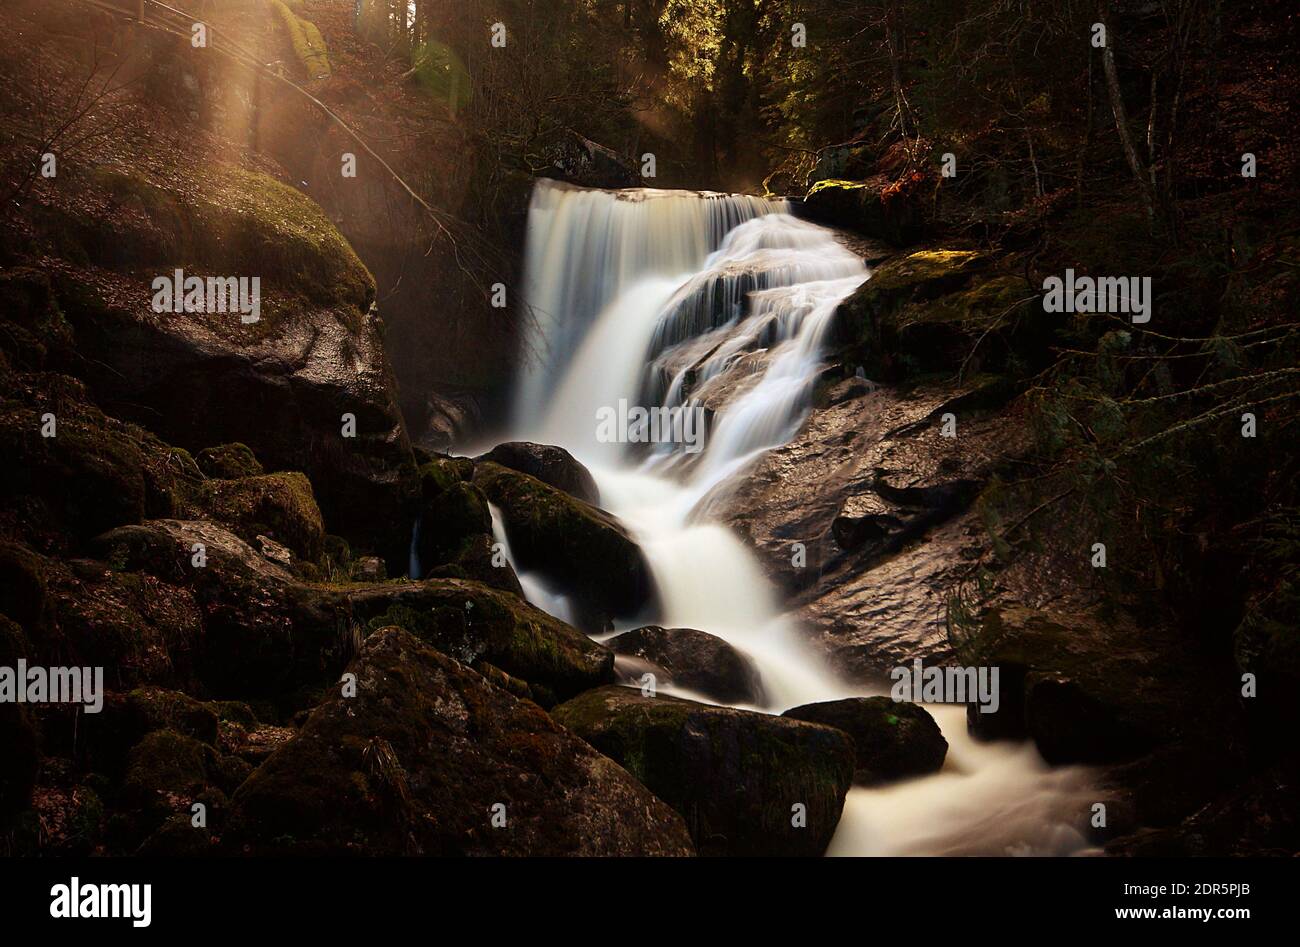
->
[[88, 520, 339, 699], [411, 457, 521, 594], [711, 375, 1026, 680], [38, 553, 205, 690], [195, 443, 263, 479], [551, 686, 854, 856], [782, 697, 947, 785], [958, 606, 1219, 765], [47, 163, 417, 569], [798, 174, 931, 244], [473, 462, 654, 624], [606, 625, 764, 704], [833, 250, 1052, 383], [477, 441, 600, 505], [225, 627, 693, 855], [0, 539, 47, 626], [0, 394, 195, 545], [417, 390, 480, 452], [191, 472, 325, 563], [256, 534, 293, 568], [353, 556, 385, 582], [344, 578, 614, 704], [540, 130, 639, 189]]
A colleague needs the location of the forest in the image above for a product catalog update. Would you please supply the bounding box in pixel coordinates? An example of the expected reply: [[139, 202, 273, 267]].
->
[[0, 0, 1296, 889]]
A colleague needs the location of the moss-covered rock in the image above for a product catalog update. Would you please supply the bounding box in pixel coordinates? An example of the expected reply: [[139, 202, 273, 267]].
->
[[345, 578, 614, 704], [606, 625, 765, 704], [0, 377, 203, 549], [473, 462, 655, 625], [41, 159, 415, 569], [782, 697, 947, 785], [475, 441, 600, 505], [88, 519, 345, 701], [551, 686, 854, 856], [800, 173, 931, 244], [191, 471, 325, 563], [834, 250, 1052, 383], [195, 442, 263, 480], [225, 627, 693, 855]]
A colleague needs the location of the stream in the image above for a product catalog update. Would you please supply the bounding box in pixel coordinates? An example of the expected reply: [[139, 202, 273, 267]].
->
[[489, 179, 1096, 856]]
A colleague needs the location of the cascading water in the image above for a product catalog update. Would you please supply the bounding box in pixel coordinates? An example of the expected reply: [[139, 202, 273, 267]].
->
[[498, 178, 1095, 856]]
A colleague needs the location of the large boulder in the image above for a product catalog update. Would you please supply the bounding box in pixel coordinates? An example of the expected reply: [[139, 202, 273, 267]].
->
[[190, 471, 325, 564], [551, 686, 854, 856], [476, 441, 600, 505], [782, 697, 947, 785], [473, 462, 655, 625], [42, 162, 417, 569], [88, 519, 343, 700], [343, 578, 613, 705], [606, 625, 765, 704], [225, 627, 693, 855]]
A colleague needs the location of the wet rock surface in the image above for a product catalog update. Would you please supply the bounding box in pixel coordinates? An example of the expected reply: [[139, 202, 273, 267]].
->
[[712, 372, 1025, 679], [551, 685, 854, 856], [782, 697, 947, 785], [473, 461, 655, 626], [476, 441, 600, 505], [606, 625, 765, 704]]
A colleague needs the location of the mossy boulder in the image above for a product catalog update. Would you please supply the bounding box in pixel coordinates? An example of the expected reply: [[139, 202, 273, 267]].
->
[[473, 462, 655, 626], [47, 161, 416, 569], [191, 471, 325, 563], [225, 627, 693, 855], [800, 174, 930, 244], [345, 578, 614, 704], [88, 520, 348, 701], [122, 729, 210, 809], [39, 556, 204, 690], [195, 443, 263, 479], [0, 378, 203, 549], [782, 697, 947, 785], [476, 441, 600, 505], [411, 457, 520, 593], [551, 686, 854, 856], [606, 625, 765, 704]]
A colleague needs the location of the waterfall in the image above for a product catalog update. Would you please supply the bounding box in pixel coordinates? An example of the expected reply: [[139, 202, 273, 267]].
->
[[502, 179, 1094, 856]]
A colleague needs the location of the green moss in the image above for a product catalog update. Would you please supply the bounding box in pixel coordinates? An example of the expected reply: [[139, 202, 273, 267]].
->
[[124, 729, 208, 800], [91, 163, 374, 319], [196, 442, 263, 479], [191, 471, 325, 561], [269, 0, 332, 79]]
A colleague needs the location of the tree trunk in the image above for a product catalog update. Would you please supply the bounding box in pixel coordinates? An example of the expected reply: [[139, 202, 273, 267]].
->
[[1098, 1, 1155, 219]]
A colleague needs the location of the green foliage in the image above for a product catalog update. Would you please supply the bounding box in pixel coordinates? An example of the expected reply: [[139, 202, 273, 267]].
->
[[269, 0, 331, 79]]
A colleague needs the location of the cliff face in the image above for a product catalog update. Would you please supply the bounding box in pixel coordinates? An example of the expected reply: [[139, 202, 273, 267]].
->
[[1, 1, 417, 568]]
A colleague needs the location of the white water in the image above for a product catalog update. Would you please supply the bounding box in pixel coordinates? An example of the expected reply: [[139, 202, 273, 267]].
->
[[494, 179, 1094, 856]]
